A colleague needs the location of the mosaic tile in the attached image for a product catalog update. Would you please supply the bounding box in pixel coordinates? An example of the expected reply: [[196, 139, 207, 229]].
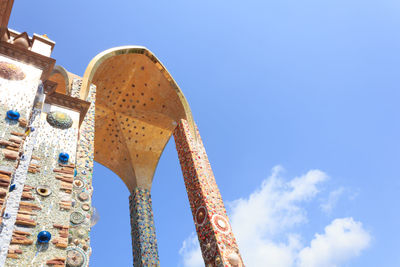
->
[[129, 187, 160, 267], [174, 119, 245, 267]]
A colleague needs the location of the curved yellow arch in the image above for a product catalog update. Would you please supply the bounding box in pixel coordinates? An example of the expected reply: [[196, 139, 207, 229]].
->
[[80, 46, 196, 191], [81, 46, 194, 128]]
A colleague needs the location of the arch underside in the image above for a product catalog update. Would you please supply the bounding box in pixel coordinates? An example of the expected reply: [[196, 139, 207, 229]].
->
[[48, 65, 70, 94], [82, 47, 193, 191]]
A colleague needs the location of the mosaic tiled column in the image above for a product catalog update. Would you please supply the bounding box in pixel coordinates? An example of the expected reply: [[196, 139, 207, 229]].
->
[[65, 80, 96, 267], [173, 119, 245, 267], [129, 187, 160, 267]]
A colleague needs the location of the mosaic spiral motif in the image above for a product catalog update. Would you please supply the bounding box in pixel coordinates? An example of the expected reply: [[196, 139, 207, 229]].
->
[[212, 214, 231, 234], [46, 111, 73, 129], [0, 61, 25, 80], [70, 212, 85, 225], [66, 247, 87, 267], [129, 187, 160, 267], [195, 206, 207, 226]]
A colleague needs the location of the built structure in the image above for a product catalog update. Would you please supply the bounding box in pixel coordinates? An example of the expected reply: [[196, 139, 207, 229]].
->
[[0, 1, 244, 266]]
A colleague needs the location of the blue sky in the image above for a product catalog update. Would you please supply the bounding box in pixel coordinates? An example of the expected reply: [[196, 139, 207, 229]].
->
[[9, 0, 400, 266]]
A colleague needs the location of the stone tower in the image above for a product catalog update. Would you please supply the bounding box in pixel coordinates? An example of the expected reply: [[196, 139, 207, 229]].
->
[[0, 1, 245, 266]]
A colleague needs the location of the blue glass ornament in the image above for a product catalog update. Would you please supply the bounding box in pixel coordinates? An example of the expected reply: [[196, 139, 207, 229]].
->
[[37, 231, 51, 244], [6, 110, 20, 121], [9, 184, 15, 192], [59, 153, 69, 163]]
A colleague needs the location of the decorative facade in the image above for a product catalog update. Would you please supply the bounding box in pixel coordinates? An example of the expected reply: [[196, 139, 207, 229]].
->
[[0, 1, 245, 266]]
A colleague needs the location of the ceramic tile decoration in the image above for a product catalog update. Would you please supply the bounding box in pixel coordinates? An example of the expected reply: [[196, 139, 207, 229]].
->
[[0, 2, 245, 266], [65, 80, 96, 267], [129, 187, 159, 267], [174, 119, 244, 267]]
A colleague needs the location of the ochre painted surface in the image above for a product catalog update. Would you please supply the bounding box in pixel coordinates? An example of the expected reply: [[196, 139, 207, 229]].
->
[[0, 0, 14, 38], [82, 46, 195, 191], [48, 72, 67, 94]]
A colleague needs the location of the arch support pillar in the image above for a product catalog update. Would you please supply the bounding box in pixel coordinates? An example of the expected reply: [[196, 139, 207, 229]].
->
[[174, 119, 245, 267], [129, 187, 160, 267]]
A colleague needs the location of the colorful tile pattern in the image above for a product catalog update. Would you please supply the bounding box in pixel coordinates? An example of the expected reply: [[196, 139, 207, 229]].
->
[[129, 187, 160, 267], [173, 119, 245, 267], [3, 78, 96, 267], [0, 56, 43, 265], [4, 103, 80, 266], [66, 79, 96, 267]]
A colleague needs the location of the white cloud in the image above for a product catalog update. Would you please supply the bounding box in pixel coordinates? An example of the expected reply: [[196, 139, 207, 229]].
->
[[298, 218, 371, 267], [179, 233, 203, 267], [179, 166, 371, 267], [320, 187, 345, 215]]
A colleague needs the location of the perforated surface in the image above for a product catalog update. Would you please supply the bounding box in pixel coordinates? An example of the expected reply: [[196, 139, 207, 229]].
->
[[89, 51, 189, 190]]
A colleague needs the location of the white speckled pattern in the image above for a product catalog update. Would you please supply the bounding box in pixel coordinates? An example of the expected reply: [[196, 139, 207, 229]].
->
[[0, 108, 41, 266]]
